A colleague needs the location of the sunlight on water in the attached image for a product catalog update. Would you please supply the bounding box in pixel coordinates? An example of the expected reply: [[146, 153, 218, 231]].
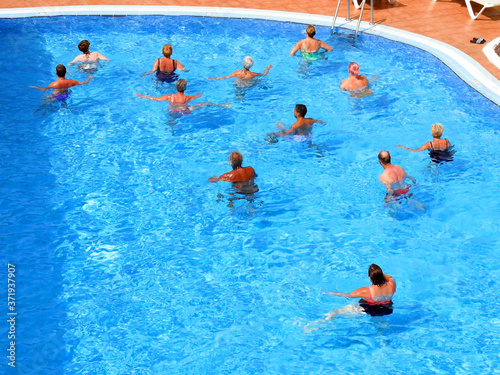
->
[[0, 15, 499, 374]]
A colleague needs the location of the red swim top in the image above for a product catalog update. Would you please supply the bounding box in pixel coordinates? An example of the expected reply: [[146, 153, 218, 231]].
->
[[362, 281, 395, 305]]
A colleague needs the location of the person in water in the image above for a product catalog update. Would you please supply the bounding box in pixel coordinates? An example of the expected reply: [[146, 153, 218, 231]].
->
[[289, 25, 333, 59], [144, 44, 187, 81], [29, 64, 92, 100], [136, 79, 201, 105], [340, 62, 369, 91], [269, 104, 323, 137], [208, 56, 272, 80], [209, 151, 257, 183], [378, 150, 416, 198], [68, 40, 109, 65], [396, 123, 454, 163], [136, 79, 229, 112], [323, 264, 396, 317]]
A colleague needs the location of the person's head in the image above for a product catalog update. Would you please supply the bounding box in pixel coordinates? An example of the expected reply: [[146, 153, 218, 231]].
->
[[242, 56, 253, 70], [431, 123, 444, 138], [162, 44, 173, 58], [368, 264, 386, 286], [78, 40, 90, 54], [294, 104, 307, 118], [348, 62, 360, 76], [56, 64, 67, 78], [176, 79, 187, 93], [378, 150, 391, 165], [228, 151, 243, 169], [306, 25, 316, 38]]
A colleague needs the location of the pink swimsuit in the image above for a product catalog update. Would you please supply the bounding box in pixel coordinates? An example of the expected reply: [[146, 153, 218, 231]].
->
[[362, 281, 395, 305]]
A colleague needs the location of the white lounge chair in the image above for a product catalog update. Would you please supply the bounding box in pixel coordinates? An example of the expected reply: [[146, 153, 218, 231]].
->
[[352, 0, 395, 9], [464, 0, 500, 19]]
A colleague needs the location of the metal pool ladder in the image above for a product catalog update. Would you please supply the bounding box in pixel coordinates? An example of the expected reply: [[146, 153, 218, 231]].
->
[[331, 0, 374, 38]]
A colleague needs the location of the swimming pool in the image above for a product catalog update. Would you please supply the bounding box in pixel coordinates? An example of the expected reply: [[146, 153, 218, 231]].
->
[[1, 13, 500, 374]]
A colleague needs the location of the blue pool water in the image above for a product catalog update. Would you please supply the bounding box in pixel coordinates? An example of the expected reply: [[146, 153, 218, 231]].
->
[[1, 15, 500, 374]]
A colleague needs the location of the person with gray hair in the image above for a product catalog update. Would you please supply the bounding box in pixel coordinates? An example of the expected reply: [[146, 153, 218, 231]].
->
[[208, 56, 273, 80], [135, 78, 202, 105], [209, 151, 257, 183]]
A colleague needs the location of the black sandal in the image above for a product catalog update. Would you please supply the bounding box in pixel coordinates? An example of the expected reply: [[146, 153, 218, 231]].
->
[[470, 37, 486, 44]]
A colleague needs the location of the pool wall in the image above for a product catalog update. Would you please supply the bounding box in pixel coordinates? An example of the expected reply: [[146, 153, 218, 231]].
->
[[1, 5, 500, 106]]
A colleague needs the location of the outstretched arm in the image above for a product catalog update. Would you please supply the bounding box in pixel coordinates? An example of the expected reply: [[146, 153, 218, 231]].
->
[[143, 59, 159, 76], [29, 85, 50, 91], [207, 72, 236, 80], [187, 93, 202, 101], [255, 65, 273, 77], [209, 171, 231, 183], [396, 142, 431, 152], [135, 93, 171, 101], [176, 60, 187, 71], [96, 52, 110, 61], [323, 286, 370, 299], [270, 122, 293, 137], [320, 40, 333, 52], [77, 76, 93, 86], [68, 55, 82, 65], [289, 40, 302, 56]]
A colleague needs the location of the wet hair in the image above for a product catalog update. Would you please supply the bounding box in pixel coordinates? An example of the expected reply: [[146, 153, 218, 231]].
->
[[228, 151, 243, 169], [78, 40, 90, 55], [242, 56, 253, 70], [162, 44, 173, 57], [348, 62, 360, 76], [368, 264, 386, 286], [378, 150, 391, 165], [56, 64, 67, 77], [176, 79, 187, 93], [295, 104, 307, 117], [431, 123, 444, 138], [306, 25, 316, 37]]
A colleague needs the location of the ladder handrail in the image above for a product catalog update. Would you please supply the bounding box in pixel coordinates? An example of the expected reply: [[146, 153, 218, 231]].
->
[[331, 0, 374, 38]]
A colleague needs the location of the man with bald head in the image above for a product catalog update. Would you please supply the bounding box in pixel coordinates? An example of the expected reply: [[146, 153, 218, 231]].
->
[[378, 150, 415, 198], [209, 151, 257, 183]]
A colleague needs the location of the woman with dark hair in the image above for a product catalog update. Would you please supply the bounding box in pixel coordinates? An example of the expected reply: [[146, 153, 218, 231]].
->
[[68, 40, 109, 67], [323, 264, 396, 317]]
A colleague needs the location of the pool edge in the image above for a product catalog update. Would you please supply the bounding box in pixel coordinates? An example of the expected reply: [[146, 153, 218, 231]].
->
[[1, 5, 499, 106]]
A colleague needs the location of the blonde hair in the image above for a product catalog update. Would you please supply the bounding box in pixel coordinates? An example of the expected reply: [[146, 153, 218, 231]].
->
[[431, 123, 444, 138], [306, 25, 316, 37], [162, 44, 173, 57]]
